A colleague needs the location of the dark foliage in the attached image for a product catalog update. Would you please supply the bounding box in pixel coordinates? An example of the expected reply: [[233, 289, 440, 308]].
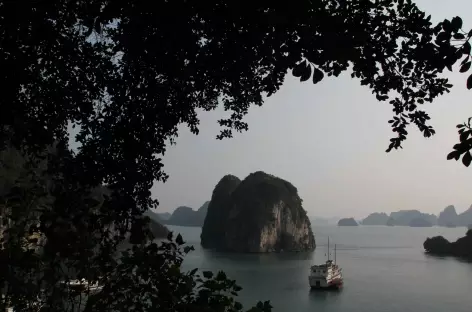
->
[[0, 0, 470, 311]]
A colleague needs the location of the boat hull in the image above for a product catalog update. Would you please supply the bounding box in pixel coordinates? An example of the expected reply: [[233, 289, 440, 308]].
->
[[309, 278, 343, 290], [310, 283, 343, 290]]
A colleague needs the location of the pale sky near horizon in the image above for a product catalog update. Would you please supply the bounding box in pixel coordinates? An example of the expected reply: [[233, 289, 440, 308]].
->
[[152, 0, 472, 219]]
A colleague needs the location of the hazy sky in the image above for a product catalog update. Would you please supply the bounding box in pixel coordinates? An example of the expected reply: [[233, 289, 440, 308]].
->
[[152, 0, 472, 219]]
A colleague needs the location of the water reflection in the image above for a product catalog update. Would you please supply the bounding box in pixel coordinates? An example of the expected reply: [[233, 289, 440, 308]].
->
[[201, 249, 314, 263], [308, 288, 343, 302]]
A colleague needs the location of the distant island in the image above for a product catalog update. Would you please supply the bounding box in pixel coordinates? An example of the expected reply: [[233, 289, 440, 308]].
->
[[200, 171, 315, 253], [361, 212, 389, 225], [143, 210, 170, 238], [424, 229, 472, 259], [338, 218, 358, 226], [436, 205, 472, 227], [161, 201, 209, 227], [156, 212, 171, 221]]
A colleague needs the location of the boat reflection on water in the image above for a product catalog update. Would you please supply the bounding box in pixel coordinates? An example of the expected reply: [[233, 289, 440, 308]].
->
[[308, 286, 342, 302]]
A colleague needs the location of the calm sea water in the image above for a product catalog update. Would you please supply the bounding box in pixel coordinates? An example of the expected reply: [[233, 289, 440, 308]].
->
[[167, 224, 472, 312]]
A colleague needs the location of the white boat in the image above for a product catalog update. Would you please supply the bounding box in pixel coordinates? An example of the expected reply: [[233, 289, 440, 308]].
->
[[309, 238, 343, 290], [2, 279, 102, 312], [61, 278, 103, 293]]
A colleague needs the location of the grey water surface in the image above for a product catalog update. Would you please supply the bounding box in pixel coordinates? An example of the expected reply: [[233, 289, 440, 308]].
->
[[167, 224, 472, 312]]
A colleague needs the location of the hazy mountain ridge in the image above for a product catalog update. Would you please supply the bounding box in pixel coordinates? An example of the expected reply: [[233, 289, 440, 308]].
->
[[360, 206, 472, 228]]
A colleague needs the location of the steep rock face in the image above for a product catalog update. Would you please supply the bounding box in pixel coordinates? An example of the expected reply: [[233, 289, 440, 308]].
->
[[362, 213, 389, 225], [438, 205, 458, 227], [201, 171, 315, 253], [196, 201, 210, 225], [338, 218, 358, 226], [200, 175, 241, 249], [457, 205, 472, 227]]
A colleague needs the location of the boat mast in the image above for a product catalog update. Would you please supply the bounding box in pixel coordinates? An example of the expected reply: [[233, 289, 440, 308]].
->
[[334, 244, 337, 265], [327, 237, 330, 261]]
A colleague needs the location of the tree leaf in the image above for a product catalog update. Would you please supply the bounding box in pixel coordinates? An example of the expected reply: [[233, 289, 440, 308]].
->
[[292, 61, 305, 77], [300, 63, 312, 82], [467, 74, 472, 89], [94, 20, 102, 34], [443, 19, 452, 32], [460, 130, 469, 142], [176, 233, 185, 245], [461, 56, 470, 66], [460, 62, 471, 73], [463, 151, 472, 167], [447, 151, 458, 160], [463, 42, 471, 55], [451, 17, 463, 32], [436, 32, 448, 43], [202, 271, 213, 279], [312, 67, 324, 84]]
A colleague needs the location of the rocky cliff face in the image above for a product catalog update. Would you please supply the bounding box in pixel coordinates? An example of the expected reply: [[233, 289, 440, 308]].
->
[[201, 171, 315, 253], [438, 205, 459, 227], [457, 205, 472, 227], [200, 175, 241, 250]]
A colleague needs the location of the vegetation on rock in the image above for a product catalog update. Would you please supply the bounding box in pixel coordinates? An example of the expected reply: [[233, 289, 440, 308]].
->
[[424, 230, 472, 259]]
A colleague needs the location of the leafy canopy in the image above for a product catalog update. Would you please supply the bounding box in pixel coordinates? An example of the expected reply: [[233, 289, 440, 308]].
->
[[1, 0, 472, 311]]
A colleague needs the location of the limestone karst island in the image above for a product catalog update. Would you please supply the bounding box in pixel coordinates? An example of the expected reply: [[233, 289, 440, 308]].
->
[[200, 171, 315, 253]]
